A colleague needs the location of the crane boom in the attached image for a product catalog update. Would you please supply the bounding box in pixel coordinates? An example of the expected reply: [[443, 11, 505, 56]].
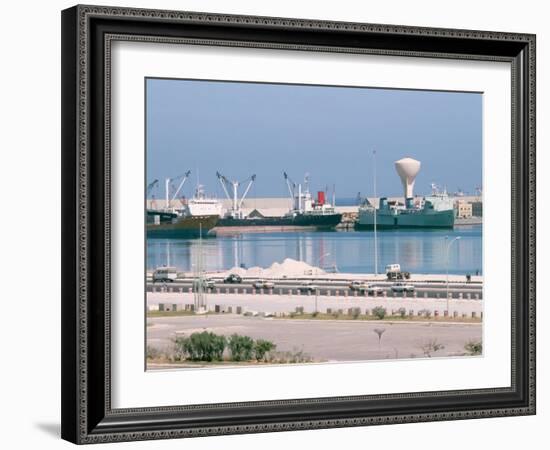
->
[[146, 179, 158, 196], [171, 170, 191, 201], [283, 172, 295, 199], [238, 175, 256, 209]]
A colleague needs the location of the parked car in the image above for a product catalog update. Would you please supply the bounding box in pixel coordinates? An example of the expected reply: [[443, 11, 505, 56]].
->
[[391, 282, 415, 293], [223, 273, 243, 284], [192, 278, 215, 290], [349, 280, 364, 290], [364, 284, 384, 294], [298, 281, 317, 293], [152, 266, 178, 283], [253, 280, 275, 289], [350, 281, 383, 294]]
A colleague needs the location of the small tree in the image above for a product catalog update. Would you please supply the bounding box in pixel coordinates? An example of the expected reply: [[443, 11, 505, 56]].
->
[[228, 334, 255, 361], [372, 306, 387, 320], [254, 339, 276, 361]]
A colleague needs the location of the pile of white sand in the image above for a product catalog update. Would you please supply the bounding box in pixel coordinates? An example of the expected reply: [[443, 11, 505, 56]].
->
[[225, 258, 324, 278]]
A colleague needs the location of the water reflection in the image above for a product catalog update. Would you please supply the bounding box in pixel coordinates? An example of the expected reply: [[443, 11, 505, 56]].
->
[[147, 225, 482, 275]]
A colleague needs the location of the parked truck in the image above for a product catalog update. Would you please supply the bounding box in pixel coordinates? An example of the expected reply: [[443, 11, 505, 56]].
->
[[385, 264, 411, 281]]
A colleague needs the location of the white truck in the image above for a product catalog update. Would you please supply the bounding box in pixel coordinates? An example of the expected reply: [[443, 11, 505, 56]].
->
[[385, 264, 411, 281], [152, 266, 178, 283]]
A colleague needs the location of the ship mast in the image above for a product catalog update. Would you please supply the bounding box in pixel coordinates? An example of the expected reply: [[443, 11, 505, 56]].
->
[[216, 171, 256, 219]]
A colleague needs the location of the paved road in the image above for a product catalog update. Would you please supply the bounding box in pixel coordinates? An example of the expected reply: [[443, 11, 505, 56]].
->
[[147, 315, 482, 363], [147, 280, 483, 300]]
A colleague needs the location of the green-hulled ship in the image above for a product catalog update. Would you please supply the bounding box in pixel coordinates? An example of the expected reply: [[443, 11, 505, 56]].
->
[[355, 193, 455, 229]]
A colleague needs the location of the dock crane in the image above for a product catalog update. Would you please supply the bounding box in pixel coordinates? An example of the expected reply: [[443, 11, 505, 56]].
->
[[165, 170, 191, 209], [284, 171, 310, 212], [146, 179, 159, 210], [216, 171, 256, 219]]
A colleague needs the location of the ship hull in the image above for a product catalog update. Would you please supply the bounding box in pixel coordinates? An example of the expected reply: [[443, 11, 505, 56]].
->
[[147, 214, 219, 238], [355, 209, 454, 229], [217, 213, 342, 229]]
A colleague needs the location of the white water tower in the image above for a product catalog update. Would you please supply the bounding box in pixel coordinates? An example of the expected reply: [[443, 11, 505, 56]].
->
[[395, 157, 421, 201]]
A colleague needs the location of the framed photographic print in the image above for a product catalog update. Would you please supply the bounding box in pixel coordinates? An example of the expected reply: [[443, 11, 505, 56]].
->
[[61, 5, 536, 444]]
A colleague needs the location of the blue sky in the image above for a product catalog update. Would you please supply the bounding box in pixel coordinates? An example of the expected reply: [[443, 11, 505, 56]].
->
[[146, 78, 482, 200]]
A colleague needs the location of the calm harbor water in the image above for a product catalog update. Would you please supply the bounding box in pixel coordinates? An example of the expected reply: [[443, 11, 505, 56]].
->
[[147, 225, 482, 275]]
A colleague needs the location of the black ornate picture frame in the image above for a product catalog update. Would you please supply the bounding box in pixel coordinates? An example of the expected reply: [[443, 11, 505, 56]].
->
[[61, 4, 536, 444]]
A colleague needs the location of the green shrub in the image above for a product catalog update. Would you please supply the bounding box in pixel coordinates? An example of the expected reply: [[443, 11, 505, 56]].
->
[[175, 331, 226, 362], [372, 306, 387, 320], [419, 308, 432, 318], [228, 334, 255, 361], [464, 340, 482, 356], [397, 307, 407, 318], [254, 339, 276, 361]]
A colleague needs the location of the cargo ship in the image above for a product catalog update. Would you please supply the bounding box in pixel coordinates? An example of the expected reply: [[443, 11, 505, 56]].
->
[[355, 157, 455, 229], [215, 172, 342, 231], [355, 192, 455, 229], [147, 184, 222, 238]]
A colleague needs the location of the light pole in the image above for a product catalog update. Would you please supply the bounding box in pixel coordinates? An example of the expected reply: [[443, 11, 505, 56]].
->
[[316, 252, 331, 274], [314, 253, 330, 314], [445, 236, 461, 313], [373, 150, 378, 276]]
